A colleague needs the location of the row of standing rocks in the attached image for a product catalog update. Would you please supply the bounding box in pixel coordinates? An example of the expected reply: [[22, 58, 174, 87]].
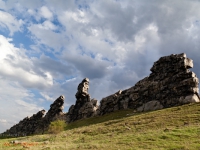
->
[[1, 53, 199, 136], [1, 110, 45, 136], [2, 96, 66, 136]]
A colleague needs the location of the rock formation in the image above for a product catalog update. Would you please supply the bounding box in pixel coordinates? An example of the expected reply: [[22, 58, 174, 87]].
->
[[99, 53, 199, 115], [2, 110, 45, 136], [1, 53, 199, 137], [66, 78, 98, 122], [34, 95, 66, 134], [44, 95, 65, 122], [2, 95, 66, 136]]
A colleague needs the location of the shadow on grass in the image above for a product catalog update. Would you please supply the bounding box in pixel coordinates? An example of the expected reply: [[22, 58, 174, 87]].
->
[[65, 109, 144, 130], [65, 103, 200, 131]]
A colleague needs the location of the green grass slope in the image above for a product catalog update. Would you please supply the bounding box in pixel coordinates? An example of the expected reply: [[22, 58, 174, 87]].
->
[[1, 103, 200, 150]]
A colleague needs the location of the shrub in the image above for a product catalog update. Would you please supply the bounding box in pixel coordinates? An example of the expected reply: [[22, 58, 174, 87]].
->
[[47, 120, 66, 134]]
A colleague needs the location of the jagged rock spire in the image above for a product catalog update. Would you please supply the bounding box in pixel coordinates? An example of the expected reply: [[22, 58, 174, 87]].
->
[[66, 78, 98, 122]]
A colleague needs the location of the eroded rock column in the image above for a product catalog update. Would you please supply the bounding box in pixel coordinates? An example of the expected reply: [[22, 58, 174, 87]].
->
[[67, 78, 98, 122]]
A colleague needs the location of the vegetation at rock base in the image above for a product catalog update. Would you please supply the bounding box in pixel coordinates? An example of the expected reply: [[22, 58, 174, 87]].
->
[[47, 120, 66, 134], [1, 103, 200, 150]]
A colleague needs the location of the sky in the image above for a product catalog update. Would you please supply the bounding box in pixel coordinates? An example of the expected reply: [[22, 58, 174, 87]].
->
[[0, 0, 200, 133]]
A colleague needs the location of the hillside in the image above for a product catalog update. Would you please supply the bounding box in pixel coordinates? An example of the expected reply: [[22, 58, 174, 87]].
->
[[1, 103, 200, 150]]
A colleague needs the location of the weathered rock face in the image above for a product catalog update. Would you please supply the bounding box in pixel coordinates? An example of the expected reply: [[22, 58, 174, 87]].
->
[[75, 78, 90, 104], [99, 53, 199, 115], [34, 95, 66, 134], [2, 95, 66, 136], [2, 110, 45, 136], [66, 78, 98, 122], [44, 95, 65, 122]]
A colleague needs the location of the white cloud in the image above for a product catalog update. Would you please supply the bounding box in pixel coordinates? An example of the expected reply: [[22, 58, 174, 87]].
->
[[0, 0, 6, 10], [0, 11, 23, 36], [27, 9, 35, 15], [28, 23, 66, 51], [29, 21, 57, 31], [0, 64, 53, 88], [39, 6, 53, 20], [0, 79, 43, 133], [40, 92, 54, 101], [15, 99, 41, 111], [0, 35, 53, 89], [0, 119, 7, 123], [63, 10, 89, 23], [42, 20, 57, 30]]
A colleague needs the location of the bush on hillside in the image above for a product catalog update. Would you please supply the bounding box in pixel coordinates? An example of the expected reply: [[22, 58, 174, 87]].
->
[[47, 120, 66, 134]]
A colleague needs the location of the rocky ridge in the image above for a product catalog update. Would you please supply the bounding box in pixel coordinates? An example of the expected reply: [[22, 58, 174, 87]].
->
[[2, 96, 66, 136], [99, 53, 199, 115], [1, 53, 199, 136]]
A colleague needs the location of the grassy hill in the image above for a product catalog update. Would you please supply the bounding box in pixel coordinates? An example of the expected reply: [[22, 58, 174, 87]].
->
[[1, 103, 200, 150]]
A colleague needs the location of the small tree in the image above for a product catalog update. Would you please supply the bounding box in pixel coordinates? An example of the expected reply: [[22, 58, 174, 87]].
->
[[48, 120, 66, 134]]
